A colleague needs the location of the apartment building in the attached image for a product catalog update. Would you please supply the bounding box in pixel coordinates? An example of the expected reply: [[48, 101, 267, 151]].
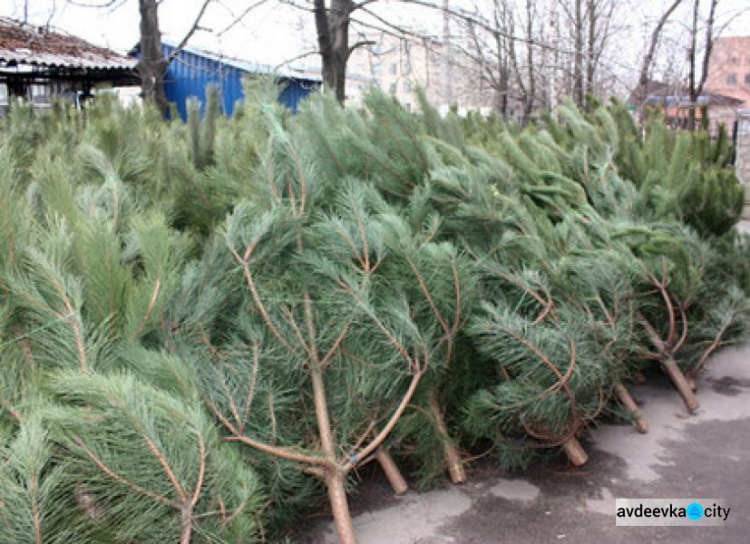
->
[[346, 30, 494, 114], [705, 35, 750, 129]]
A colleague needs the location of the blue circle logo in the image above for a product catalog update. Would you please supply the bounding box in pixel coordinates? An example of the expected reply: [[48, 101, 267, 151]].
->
[[687, 503, 704, 521]]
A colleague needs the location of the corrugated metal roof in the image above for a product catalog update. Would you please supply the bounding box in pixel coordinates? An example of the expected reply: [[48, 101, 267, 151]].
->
[[0, 17, 136, 71], [166, 41, 322, 82]]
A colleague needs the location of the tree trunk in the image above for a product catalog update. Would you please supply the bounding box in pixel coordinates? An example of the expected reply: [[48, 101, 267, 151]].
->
[[375, 447, 408, 495], [614, 381, 648, 433], [496, 1, 513, 118], [562, 436, 588, 466], [523, 0, 535, 120], [180, 506, 193, 544], [634, 0, 683, 103], [690, 0, 718, 131], [663, 358, 699, 412], [687, 0, 699, 131], [497, 80, 509, 117], [326, 470, 357, 544], [698, 0, 718, 101], [444, 437, 466, 484], [442, 0, 453, 106], [310, 355, 357, 542], [585, 0, 596, 104], [330, 0, 351, 103], [428, 389, 466, 484], [314, 0, 352, 104], [138, 0, 169, 116], [573, 0, 584, 107], [498, 47, 510, 117]]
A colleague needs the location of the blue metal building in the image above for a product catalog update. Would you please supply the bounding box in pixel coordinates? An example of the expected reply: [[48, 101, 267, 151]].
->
[[135, 42, 321, 119]]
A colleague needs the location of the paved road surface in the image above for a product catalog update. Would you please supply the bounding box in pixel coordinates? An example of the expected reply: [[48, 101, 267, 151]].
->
[[309, 345, 750, 544]]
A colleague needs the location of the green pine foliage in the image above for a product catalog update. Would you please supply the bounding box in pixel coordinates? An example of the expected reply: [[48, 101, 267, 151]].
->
[[46, 371, 264, 543], [0, 416, 94, 544], [0, 96, 267, 542], [0, 82, 748, 542]]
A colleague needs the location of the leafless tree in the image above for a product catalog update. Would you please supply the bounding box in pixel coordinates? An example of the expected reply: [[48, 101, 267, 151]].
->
[[278, 1, 405, 103], [515, 0, 537, 118], [313, 0, 353, 103], [137, 0, 211, 116], [310, 0, 454, 104], [456, 1, 514, 115], [573, 0, 584, 105], [585, 1, 616, 102], [687, 0, 718, 129], [45, 0, 745, 117], [633, 0, 684, 101], [553, 0, 620, 107], [62, 0, 267, 116], [56, 0, 211, 115], [451, 0, 623, 116]]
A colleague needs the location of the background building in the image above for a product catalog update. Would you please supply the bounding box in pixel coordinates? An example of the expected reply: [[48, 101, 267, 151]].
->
[[0, 17, 138, 115], [705, 35, 750, 130], [346, 31, 494, 115], [132, 42, 321, 119]]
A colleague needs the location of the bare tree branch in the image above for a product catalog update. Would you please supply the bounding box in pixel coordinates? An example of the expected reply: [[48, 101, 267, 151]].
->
[[697, 0, 718, 97], [216, 0, 269, 37], [166, 0, 212, 64], [635, 0, 684, 96]]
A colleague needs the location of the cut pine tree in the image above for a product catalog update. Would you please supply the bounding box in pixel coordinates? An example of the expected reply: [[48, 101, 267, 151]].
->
[[561, 436, 589, 466], [614, 382, 648, 433], [662, 358, 699, 412], [639, 294, 700, 414], [374, 447, 409, 495], [428, 391, 467, 484]]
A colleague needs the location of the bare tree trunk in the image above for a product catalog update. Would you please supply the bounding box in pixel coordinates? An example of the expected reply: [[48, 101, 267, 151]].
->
[[585, 0, 596, 103], [494, 1, 511, 116], [549, 8, 561, 112], [688, 0, 700, 130], [687, 0, 717, 131], [498, 69, 509, 116], [314, 0, 353, 103], [523, 0, 536, 119], [698, 0, 718, 97], [573, 0, 584, 107], [634, 0, 683, 102], [137, 0, 212, 117], [694, 0, 718, 130], [508, 2, 529, 119], [138, 0, 169, 116]]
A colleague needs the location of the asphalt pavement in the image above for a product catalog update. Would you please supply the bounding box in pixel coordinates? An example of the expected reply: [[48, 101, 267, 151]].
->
[[310, 344, 750, 544]]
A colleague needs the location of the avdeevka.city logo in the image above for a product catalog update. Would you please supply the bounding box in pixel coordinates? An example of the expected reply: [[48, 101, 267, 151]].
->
[[686, 502, 703, 521], [615, 499, 730, 526]]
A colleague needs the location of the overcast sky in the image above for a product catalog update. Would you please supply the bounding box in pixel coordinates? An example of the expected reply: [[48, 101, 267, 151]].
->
[[1, 0, 748, 73], [0, 0, 442, 68]]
